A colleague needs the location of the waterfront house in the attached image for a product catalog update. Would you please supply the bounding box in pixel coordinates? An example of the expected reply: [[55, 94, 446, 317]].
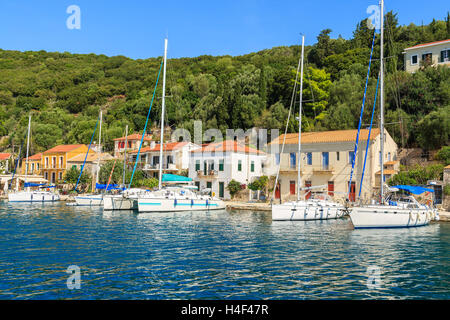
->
[[0, 153, 12, 174], [403, 39, 450, 73], [20, 153, 43, 176], [188, 140, 267, 199], [129, 141, 200, 179], [113, 133, 152, 157], [268, 128, 398, 202], [41, 144, 92, 184], [66, 152, 114, 178]]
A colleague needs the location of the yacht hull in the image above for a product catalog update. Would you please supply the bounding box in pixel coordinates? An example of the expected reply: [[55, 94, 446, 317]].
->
[[103, 195, 137, 210], [350, 206, 432, 228], [8, 191, 60, 202], [272, 202, 345, 221], [74, 195, 103, 206], [138, 198, 225, 212]]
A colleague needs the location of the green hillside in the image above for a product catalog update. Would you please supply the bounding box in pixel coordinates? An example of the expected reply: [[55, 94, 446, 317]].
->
[[0, 11, 449, 155]]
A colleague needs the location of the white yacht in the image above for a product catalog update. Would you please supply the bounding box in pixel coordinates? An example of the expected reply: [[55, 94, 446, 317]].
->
[[8, 115, 60, 203], [271, 35, 345, 221], [350, 0, 432, 229], [103, 188, 146, 210], [138, 186, 225, 213]]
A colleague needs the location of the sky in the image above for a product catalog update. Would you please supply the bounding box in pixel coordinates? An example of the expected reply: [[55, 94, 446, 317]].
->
[[0, 0, 448, 59]]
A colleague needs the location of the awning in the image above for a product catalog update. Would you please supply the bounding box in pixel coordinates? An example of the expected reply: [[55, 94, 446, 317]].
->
[[391, 185, 434, 195], [96, 183, 124, 191], [162, 173, 192, 183], [18, 176, 48, 183]]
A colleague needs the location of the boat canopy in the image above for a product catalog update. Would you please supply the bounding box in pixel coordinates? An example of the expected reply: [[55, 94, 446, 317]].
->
[[391, 185, 434, 195], [162, 174, 192, 183], [24, 182, 46, 187], [96, 183, 124, 191]]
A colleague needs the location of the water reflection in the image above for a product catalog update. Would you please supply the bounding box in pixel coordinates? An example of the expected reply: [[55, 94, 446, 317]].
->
[[0, 201, 448, 299]]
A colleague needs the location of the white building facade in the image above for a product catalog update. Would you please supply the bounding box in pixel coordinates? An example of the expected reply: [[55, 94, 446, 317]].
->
[[189, 140, 267, 199]]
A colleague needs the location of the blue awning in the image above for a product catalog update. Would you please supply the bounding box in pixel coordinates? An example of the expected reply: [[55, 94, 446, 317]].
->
[[162, 174, 192, 183], [24, 182, 46, 187], [96, 183, 120, 191], [392, 185, 434, 195]]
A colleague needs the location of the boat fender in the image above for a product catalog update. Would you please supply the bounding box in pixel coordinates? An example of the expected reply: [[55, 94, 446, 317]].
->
[[31, 194, 33, 201], [191, 199, 194, 207], [174, 199, 177, 207], [206, 199, 209, 207], [416, 212, 420, 222]]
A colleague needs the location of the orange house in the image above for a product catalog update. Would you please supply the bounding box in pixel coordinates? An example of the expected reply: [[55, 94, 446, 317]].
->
[[20, 153, 43, 176], [41, 145, 93, 184]]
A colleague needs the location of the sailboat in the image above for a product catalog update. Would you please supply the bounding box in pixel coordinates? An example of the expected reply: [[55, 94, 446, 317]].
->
[[74, 110, 104, 206], [137, 38, 225, 213], [8, 115, 60, 202], [349, 0, 433, 228], [271, 35, 345, 221], [103, 125, 146, 210]]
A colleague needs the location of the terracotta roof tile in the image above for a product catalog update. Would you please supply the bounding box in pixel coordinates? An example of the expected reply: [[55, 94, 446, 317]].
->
[[191, 140, 265, 155], [24, 153, 43, 161], [375, 169, 397, 175], [0, 153, 11, 160], [404, 39, 450, 50], [114, 133, 152, 141], [67, 152, 114, 162], [269, 129, 381, 145], [130, 142, 188, 154], [43, 144, 86, 154]]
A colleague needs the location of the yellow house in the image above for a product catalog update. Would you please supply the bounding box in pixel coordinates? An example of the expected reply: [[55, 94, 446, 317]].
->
[[20, 153, 43, 176], [41, 145, 92, 184]]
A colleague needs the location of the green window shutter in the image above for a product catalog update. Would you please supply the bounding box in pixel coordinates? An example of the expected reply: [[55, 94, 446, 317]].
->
[[251, 161, 255, 172], [219, 159, 224, 171], [238, 160, 242, 171], [195, 160, 200, 171]]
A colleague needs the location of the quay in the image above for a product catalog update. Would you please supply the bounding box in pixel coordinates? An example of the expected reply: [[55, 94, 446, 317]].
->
[[225, 201, 271, 212]]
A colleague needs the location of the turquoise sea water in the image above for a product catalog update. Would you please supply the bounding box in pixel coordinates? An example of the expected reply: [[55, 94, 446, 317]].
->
[[0, 201, 448, 299]]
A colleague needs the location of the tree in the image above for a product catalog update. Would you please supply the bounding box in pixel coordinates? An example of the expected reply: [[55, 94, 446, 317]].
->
[[227, 179, 242, 199], [64, 166, 91, 190], [436, 146, 450, 165], [416, 106, 450, 150]]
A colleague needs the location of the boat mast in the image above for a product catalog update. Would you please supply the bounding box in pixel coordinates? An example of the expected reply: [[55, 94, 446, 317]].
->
[[122, 124, 128, 188], [158, 38, 168, 190], [380, 0, 385, 204], [95, 110, 102, 186], [297, 35, 305, 201], [24, 114, 31, 190]]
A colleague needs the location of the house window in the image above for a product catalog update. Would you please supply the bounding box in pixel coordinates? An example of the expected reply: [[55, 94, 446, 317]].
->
[[44, 172, 48, 180], [45, 157, 49, 168], [59, 156, 63, 168], [52, 157, 56, 169], [422, 53, 432, 65], [219, 159, 224, 171], [58, 172, 63, 181], [388, 152, 391, 161], [167, 155, 173, 164], [411, 54, 418, 65], [195, 160, 200, 171], [251, 161, 255, 172], [290, 153, 296, 168], [36, 163, 39, 170], [349, 151, 355, 165], [238, 160, 242, 172], [275, 153, 280, 165], [307, 153, 312, 165], [336, 152, 340, 161], [31, 163, 35, 172], [440, 49, 450, 63]]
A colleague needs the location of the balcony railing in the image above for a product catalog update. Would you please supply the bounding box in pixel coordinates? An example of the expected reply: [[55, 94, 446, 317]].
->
[[313, 166, 334, 174], [142, 163, 178, 171], [197, 170, 218, 177]]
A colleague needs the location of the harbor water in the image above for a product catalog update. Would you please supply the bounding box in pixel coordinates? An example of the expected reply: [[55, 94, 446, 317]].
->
[[0, 201, 448, 299]]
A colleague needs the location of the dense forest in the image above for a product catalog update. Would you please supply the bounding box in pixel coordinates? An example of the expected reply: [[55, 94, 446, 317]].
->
[[0, 11, 449, 156]]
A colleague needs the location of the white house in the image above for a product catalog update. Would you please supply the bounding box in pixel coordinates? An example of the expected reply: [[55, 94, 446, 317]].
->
[[130, 141, 201, 179], [268, 128, 398, 203], [189, 140, 267, 199], [403, 39, 450, 73]]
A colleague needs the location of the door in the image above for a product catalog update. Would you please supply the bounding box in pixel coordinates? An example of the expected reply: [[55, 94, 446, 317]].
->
[[328, 181, 334, 197], [51, 172, 56, 184], [219, 182, 224, 198], [275, 183, 281, 199], [206, 181, 212, 196], [305, 181, 312, 200], [195, 181, 200, 191], [349, 181, 356, 202], [290, 181, 296, 195], [322, 152, 329, 170]]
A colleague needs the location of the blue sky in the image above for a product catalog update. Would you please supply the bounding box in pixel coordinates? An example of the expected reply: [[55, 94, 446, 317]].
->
[[0, 0, 448, 59]]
